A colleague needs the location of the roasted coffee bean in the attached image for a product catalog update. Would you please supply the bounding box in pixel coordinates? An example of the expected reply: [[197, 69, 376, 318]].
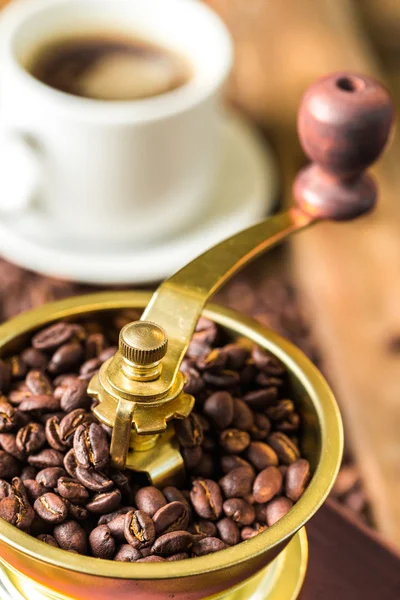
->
[[60, 380, 90, 413], [252, 347, 285, 376], [114, 544, 141, 562], [110, 470, 131, 500], [0, 360, 12, 393], [151, 530, 193, 556], [268, 433, 300, 465], [48, 343, 84, 374], [166, 552, 189, 561], [276, 413, 300, 433], [285, 459, 310, 502], [220, 455, 254, 475], [24, 479, 50, 502], [64, 499, 89, 521], [75, 466, 113, 492], [219, 429, 250, 454], [28, 449, 64, 469], [183, 368, 204, 395], [216, 517, 240, 545], [79, 358, 102, 378], [253, 467, 283, 504], [174, 414, 203, 448], [232, 398, 254, 431], [241, 523, 268, 540], [8, 386, 31, 406], [57, 477, 89, 504], [265, 497, 293, 526], [190, 479, 223, 521], [0, 399, 18, 432], [74, 422, 109, 470], [45, 416, 66, 451], [163, 486, 192, 516], [136, 555, 166, 563], [98, 346, 117, 362], [266, 399, 295, 421], [196, 348, 227, 372], [0, 433, 26, 461], [124, 510, 155, 549], [32, 323, 81, 351], [16, 423, 46, 454], [59, 409, 93, 446], [153, 501, 189, 535], [203, 370, 240, 388], [53, 520, 88, 554], [21, 348, 48, 370], [222, 344, 250, 370], [192, 537, 227, 556], [203, 392, 234, 429], [223, 498, 255, 526], [243, 388, 278, 410], [183, 446, 203, 470], [246, 442, 278, 470], [98, 506, 134, 526], [190, 519, 217, 537], [20, 466, 37, 481], [0, 450, 20, 478], [9, 356, 27, 379], [89, 525, 116, 559], [64, 449, 78, 478], [250, 414, 271, 441], [0, 479, 13, 500], [219, 467, 255, 499], [332, 465, 359, 497], [34, 492, 67, 523], [26, 370, 53, 396], [135, 487, 166, 517], [18, 395, 60, 413], [37, 533, 59, 547], [86, 489, 121, 515], [254, 503, 267, 523], [0, 493, 34, 531], [106, 514, 126, 541], [85, 333, 107, 359]]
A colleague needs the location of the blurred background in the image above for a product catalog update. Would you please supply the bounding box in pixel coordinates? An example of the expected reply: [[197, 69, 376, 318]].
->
[[1, 0, 400, 550]]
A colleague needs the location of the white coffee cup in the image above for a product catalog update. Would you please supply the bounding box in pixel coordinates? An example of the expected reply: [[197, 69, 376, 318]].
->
[[0, 0, 232, 245]]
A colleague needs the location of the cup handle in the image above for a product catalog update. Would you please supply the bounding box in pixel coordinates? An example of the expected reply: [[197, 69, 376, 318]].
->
[[0, 134, 41, 213]]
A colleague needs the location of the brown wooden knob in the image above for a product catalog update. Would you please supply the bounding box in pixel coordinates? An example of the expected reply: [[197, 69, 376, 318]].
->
[[293, 72, 394, 220]]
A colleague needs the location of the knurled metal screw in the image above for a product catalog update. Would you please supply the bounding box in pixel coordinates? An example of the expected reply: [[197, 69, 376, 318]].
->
[[119, 321, 168, 366]]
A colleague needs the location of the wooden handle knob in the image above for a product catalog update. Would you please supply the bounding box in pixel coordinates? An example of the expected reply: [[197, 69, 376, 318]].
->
[[293, 72, 394, 220]]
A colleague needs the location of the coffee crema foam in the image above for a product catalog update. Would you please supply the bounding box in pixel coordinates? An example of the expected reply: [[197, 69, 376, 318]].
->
[[29, 34, 191, 101]]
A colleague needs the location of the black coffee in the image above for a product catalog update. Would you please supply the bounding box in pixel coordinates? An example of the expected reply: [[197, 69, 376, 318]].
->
[[29, 34, 190, 101]]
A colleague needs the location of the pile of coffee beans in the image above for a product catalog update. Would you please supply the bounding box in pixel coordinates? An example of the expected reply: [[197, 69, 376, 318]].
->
[[0, 314, 311, 561]]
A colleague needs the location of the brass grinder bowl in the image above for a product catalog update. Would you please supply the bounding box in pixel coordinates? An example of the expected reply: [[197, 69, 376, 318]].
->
[[0, 291, 343, 600]]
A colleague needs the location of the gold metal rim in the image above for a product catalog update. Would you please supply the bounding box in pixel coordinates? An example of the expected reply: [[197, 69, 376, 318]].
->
[[0, 529, 308, 600], [0, 291, 343, 581]]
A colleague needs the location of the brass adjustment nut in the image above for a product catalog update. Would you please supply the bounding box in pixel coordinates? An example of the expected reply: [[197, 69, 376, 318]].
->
[[119, 321, 168, 381]]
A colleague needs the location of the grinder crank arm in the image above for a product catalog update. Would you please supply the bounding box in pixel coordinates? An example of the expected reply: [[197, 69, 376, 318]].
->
[[89, 72, 394, 484]]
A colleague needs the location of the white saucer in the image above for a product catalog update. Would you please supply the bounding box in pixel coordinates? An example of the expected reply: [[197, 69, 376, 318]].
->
[[0, 113, 278, 284]]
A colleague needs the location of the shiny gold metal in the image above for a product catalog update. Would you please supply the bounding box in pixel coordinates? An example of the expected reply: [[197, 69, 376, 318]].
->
[[0, 292, 342, 600], [0, 529, 308, 600], [91, 207, 315, 476], [119, 320, 168, 374]]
